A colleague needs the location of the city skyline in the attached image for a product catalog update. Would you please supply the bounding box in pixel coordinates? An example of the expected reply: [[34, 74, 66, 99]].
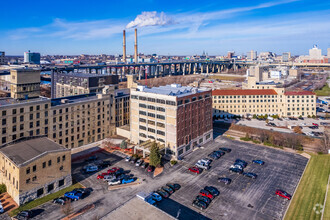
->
[[1, 0, 330, 55]]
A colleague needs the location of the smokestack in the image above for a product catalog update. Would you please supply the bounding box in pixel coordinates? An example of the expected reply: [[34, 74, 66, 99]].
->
[[123, 30, 126, 63], [134, 28, 138, 63]]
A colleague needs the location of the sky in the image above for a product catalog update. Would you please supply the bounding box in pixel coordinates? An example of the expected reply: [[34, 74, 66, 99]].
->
[[1, 0, 330, 56]]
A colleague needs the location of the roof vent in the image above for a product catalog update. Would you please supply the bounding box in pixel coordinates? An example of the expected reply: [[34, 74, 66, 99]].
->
[[60, 99, 69, 104], [171, 84, 181, 88]]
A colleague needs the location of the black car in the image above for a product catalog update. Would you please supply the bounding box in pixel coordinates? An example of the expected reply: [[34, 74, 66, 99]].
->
[[84, 155, 98, 162], [219, 147, 231, 153], [243, 172, 258, 179], [229, 167, 243, 174], [114, 168, 125, 176], [15, 210, 33, 220], [162, 186, 174, 194], [98, 160, 111, 169], [53, 197, 68, 205], [218, 177, 231, 185], [142, 162, 149, 169], [196, 195, 211, 205], [157, 190, 169, 198], [192, 200, 207, 210], [214, 150, 225, 156], [235, 159, 247, 167], [208, 153, 220, 160], [204, 186, 219, 197], [166, 183, 181, 191]]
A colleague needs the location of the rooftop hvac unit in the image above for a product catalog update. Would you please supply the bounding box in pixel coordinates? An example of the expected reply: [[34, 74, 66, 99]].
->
[[61, 99, 69, 104]]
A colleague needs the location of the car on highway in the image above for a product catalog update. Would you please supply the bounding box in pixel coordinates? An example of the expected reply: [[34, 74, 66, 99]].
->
[[243, 172, 258, 179], [108, 179, 121, 186], [192, 200, 207, 210], [135, 159, 143, 166], [107, 167, 121, 174], [147, 165, 154, 172], [199, 189, 213, 199], [162, 186, 174, 194], [218, 177, 231, 185], [204, 186, 219, 197], [188, 166, 202, 174], [196, 195, 211, 205], [275, 190, 291, 200], [151, 192, 162, 201], [53, 197, 68, 205], [122, 178, 135, 184], [166, 183, 181, 191], [125, 156, 131, 162], [229, 167, 243, 174], [156, 190, 169, 198], [219, 147, 231, 152], [252, 160, 265, 165]]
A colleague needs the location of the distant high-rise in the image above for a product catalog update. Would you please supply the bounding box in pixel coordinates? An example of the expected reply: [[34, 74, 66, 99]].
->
[[247, 50, 257, 61], [24, 51, 41, 64], [282, 52, 291, 62], [327, 48, 330, 57], [0, 51, 5, 65], [309, 45, 322, 60]]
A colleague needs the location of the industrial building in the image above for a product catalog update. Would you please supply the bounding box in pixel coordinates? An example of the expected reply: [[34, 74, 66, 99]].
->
[[0, 137, 71, 205], [130, 82, 213, 159]]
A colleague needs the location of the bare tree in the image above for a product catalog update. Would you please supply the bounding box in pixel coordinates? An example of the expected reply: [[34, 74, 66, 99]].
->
[[320, 128, 330, 153], [62, 200, 74, 216]]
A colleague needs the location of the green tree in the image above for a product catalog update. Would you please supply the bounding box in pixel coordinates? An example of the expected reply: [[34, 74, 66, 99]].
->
[[120, 140, 127, 149], [253, 114, 257, 119], [149, 142, 161, 167]]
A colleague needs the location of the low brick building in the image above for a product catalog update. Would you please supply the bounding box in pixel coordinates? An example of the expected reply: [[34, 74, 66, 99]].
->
[[0, 137, 72, 205]]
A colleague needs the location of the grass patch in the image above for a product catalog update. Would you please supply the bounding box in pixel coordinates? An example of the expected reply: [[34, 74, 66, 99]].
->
[[314, 84, 330, 96], [240, 137, 251, 141], [285, 155, 330, 220], [324, 176, 330, 220], [252, 140, 261, 144], [9, 182, 83, 217]]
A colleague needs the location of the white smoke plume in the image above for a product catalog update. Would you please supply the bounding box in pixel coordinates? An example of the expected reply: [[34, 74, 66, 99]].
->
[[126, 11, 174, 29]]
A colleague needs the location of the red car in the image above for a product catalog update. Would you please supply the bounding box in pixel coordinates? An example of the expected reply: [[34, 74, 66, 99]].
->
[[107, 167, 121, 174], [275, 190, 291, 200], [97, 173, 108, 179], [312, 123, 319, 127], [188, 166, 202, 174], [200, 189, 213, 199]]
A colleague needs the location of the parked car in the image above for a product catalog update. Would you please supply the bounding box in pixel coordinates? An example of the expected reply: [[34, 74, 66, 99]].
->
[[103, 175, 116, 182], [229, 167, 243, 174], [83, 165, 98, 173], [192, 200, 207, 210], [147, 165, 154, 172], [151, 192, 162, 201], [142, 162, 149, 169], [98, 160, 111, 169], [97, 173, 109, 179], [204, 186, 219, 197], [125, 156, 132, 162], [0, 202, 3, 214], [235, 159, 247, 167], [64, 190, 82, 201], [212, 151, 222, 157], [108, 179, 121, 186], [162, 186, 174, 194], [219, 147, 231, 152], [199, 189, 213, 199], [135, 159, 143, 167], [232, 164, 244, 170], [200, 158, 212, 166], [215, 150, 225, 156], [130, 157, 138, 164], [298, 116, 304, 120], [122, 178, 135, 184], [252, 160, 265, 165], [166, 183, 181, 191], [53, 197, 68, 205], [107, 167, 121, 174], [14, 211, 33, 220], [195, 161, 210, 170], [84, 155, 98, 162], [188, 166, 202, 174], [114, 168, 125, 176], [218, 177, 231, 185], [275, 190, 291, 200], [208, 152, 220, 160], [196, 195, 211, 205], [156, 190, 169, 198], [243, 172, 258, 179], [312, 123, 319, 127], [300, 123, 306, 126]]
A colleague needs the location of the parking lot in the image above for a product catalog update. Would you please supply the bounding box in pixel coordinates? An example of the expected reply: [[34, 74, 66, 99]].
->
[[23, 136, 308, 220]]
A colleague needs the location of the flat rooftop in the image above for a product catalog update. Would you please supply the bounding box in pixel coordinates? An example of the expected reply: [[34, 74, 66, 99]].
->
[[103, 197, 175, 220], [0, 137, 68, 166], [0, 97, 49, 107], [51, 93, 105, 107], [136, 84, 210, 97]]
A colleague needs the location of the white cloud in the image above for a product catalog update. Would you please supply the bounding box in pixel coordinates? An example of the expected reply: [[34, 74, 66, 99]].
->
[[126, 11, 174, 28]]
